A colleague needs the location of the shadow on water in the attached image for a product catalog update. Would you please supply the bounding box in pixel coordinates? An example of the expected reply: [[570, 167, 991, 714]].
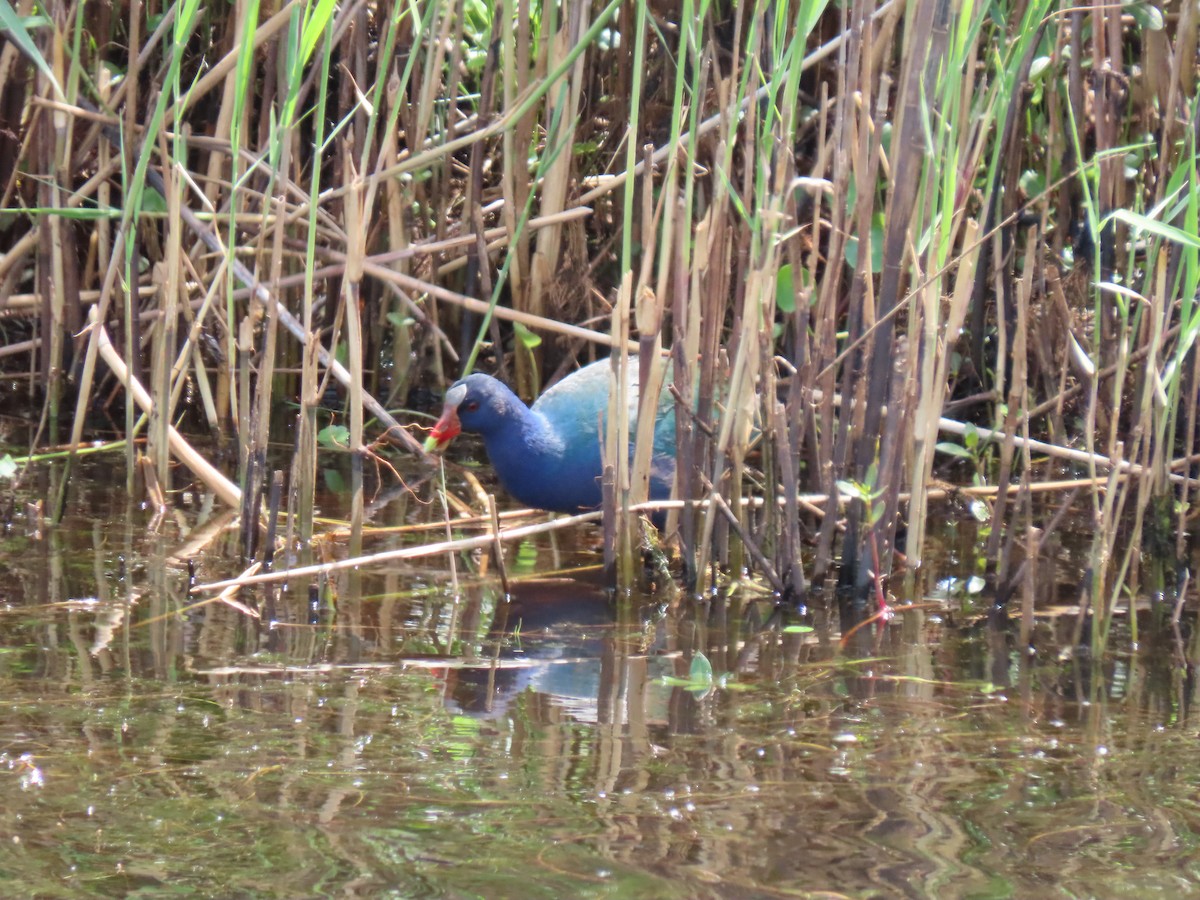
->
[[3, 451, 1200, 897]]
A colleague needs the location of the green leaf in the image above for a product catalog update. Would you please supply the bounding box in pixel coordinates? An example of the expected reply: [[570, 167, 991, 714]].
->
[[836, 479, 858, 500], [935, 441, 974, 460], [689, 651, 713, 685], [713, 163, 749, 224], [25, 206, 122, 220], [463, 0, 492, 40], [845, 214, 885, 273], [514, 541, 538, 573], [0, 3, 63, 99], [776, 264, 795, 313], [1128, 4, 1163, 30], [964, 423, 979, 450], [1019, 169, 1045, 198], [661, 676, 695, 687], [836, 479, 871, 503], [140, 188, 168, 214], [968, 499, 991, 523], [0, 454, 17, 478], [1104, 208, 1200, 249], [299, 0, 337, 65], [782, 624, 814, 634], [513, 321, 542, 350], [318, 424, 350, 448]]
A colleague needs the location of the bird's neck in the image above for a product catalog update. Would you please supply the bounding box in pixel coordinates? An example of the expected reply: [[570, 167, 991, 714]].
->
[[483, 406, 563, 468]]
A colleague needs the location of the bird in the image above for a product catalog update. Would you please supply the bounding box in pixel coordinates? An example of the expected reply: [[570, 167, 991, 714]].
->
[[423, 356, 676, 514]]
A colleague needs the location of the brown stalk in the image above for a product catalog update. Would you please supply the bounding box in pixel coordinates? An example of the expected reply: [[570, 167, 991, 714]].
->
[[528, 0, 592, 378], [193, 510, 606, 594], [498, 0, 532, 393], [86, 307, 241, 508], [904, 219, 982, 571]]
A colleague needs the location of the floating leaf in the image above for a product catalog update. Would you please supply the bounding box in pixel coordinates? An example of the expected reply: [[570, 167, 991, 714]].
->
[[689, 651, 713, 686], [318, 424, 350, 448]]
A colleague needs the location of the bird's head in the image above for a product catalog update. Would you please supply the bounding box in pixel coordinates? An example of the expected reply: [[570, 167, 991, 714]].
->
[[423, 374, 519, 452]]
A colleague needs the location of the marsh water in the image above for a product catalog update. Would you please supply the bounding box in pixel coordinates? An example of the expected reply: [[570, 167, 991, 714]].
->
[[3, 442, 1200, 899]]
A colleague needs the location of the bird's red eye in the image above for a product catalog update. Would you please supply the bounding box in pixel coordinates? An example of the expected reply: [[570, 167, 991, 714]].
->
[[465, 401, 479, 412]]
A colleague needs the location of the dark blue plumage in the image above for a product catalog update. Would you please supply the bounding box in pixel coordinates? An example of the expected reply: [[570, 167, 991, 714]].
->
[[425, 357, 675, 513]]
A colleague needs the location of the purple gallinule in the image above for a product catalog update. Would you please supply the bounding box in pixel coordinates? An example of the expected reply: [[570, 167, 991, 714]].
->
[[424, 357, 676, 513]]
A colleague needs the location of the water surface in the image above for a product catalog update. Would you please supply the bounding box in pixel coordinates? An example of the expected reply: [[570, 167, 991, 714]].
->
[[1, 447, 1197, 898]]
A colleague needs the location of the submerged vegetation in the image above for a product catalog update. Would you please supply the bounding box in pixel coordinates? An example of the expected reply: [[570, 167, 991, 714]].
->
[[0, 0, 1198, 652]]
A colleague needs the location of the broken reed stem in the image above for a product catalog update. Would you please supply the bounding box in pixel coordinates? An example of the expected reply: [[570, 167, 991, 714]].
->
[[193, 470, 1130, 598], [87, 306, 241, 508], [193, 509, 605, 593], [486, 494, 511, 597]]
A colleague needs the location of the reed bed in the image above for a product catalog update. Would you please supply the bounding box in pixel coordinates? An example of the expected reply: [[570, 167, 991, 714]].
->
[[0, 0, 1197, 652]]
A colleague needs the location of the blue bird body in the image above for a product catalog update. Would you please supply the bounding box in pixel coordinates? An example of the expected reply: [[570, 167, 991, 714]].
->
[[426, 357, 675, 514]]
